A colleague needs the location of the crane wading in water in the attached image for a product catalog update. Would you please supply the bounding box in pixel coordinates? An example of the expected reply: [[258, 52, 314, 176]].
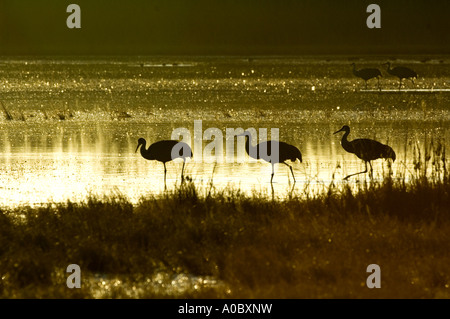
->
[[384, 62, 418, 90], [135, 138, 192, 186], [351, 63, 382, 90], [238, 131, 302, 184], [333, 125, 396, 180]]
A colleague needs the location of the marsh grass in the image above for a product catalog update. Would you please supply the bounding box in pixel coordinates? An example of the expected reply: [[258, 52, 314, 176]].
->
[[0, 141, 449, 299]]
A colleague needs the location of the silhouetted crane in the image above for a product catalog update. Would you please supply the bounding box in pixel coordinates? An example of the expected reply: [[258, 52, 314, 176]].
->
[[238, 131, 302, 183], [384, 62, 418, 90], [351, 63, 382, 90], [333, 125, 396, 180], [135, 138, 192, 186]]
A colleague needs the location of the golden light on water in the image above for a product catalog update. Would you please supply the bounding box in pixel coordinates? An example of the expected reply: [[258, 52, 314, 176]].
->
[[0, 57, 447, 210], [0, 120, 443, 208]]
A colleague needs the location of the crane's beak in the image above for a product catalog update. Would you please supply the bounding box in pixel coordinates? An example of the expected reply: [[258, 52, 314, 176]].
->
[[333, 128, 344, 134], [135, 143, 140, 153]]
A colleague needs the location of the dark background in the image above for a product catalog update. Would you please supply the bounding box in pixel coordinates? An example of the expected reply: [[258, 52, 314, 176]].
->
[[0, 0, 449, 56]]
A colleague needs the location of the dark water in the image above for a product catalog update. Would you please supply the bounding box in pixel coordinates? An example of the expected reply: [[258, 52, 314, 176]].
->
[[0, 56, 449, 207]]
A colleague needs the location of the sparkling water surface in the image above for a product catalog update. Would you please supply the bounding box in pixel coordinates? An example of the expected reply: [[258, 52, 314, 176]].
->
[[0, 56, 449, 207]]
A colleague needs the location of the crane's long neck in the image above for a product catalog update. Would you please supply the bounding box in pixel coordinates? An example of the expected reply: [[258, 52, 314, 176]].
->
[[139, 141, 150, 157], [386, 63, 392, 72], [340, 130, 352, 152], [245, 135, 257, 157]]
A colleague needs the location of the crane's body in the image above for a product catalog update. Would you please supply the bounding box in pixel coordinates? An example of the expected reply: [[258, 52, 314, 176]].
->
[[385, 62, 418, 89], [334, 126, 396, 180], [239, 131, 302, 183], [136, 138, 192, 185], [351, 63, 382, 90]]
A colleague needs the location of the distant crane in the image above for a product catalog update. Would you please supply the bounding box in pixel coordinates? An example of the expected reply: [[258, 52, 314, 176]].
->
[[351, 63, 382, 90], [333, 125, 396, 180], [135, 138, 192, 186], [384, 62, 418, 90], [238, 131, 302, 183]]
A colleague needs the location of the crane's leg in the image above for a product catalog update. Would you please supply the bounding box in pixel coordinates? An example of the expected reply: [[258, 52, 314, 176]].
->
[[377, 77, 381, 91], [163, 162, 167, 189], [270, 163, 275, 184], [181, 160, 186, 183], [369, 161, 373, 179], [343, 161, 368, 180], [365, 81, 368, 90], [398, 79, 402, 91], [270, 182, 275, 200], [284, 162, 296, 184]]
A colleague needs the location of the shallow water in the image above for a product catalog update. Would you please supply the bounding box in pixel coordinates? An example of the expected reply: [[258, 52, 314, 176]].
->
[[0, 56, 449, 207]]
